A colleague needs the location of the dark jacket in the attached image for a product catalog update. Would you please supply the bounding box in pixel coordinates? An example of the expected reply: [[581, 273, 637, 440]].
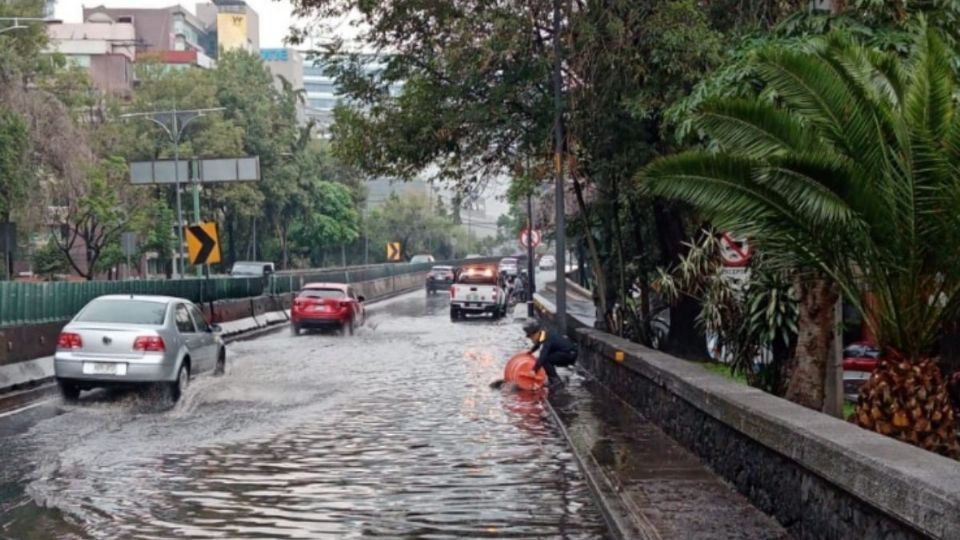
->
[[529, 330, 577, 359]]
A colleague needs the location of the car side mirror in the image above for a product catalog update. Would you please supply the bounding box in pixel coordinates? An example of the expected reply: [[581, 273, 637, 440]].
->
[[357, 295, 366, 303], [209, 324, 222, 333]]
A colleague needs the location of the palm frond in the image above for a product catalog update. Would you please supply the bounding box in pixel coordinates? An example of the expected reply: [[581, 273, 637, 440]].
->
[[697, 99, 821, 158]]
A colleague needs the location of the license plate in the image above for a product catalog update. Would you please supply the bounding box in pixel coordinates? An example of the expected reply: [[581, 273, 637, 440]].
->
[[311, 305, 329, 312], [82, 362, 127, 376], [467, 294, 479, 301]]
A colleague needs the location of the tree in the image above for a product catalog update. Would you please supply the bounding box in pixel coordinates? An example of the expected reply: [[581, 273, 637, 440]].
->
[[0, 107, 30, 222], [49, 157, 144, 280], [288, 180, 361, 266], [31, 237, 69, 280], [645, 29, 960, 457], [135, 201, 176, 279]]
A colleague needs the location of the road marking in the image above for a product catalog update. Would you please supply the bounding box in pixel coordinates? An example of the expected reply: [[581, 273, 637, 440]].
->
[[0, 398, 54, 419]]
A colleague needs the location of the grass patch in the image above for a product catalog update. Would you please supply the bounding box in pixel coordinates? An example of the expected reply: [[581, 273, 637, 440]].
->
[[700, 362, 749, 385], [843, 402, 856, 421]]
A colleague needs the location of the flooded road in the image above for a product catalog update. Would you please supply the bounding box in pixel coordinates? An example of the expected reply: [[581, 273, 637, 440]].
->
[[0, 291, 608, 539]]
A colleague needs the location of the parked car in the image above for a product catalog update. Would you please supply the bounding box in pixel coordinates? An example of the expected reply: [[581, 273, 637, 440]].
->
[[54, 295, 225, 403], [499, 257, 519, 277], [291, 283, 366, 335], [539, 255, 557, 270], [230, 261, 275, 278], [842, 341, 881, 401], [409, 254, 435, 264], [449, 263, 508, 321], [426, 265, 455, 294]]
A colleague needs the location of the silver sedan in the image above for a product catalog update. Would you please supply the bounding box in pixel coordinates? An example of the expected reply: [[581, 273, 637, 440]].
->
[[54, 295, 226, 402]]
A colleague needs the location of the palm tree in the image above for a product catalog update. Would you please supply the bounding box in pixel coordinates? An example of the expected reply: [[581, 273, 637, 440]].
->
[[644, 28, 960, 457]]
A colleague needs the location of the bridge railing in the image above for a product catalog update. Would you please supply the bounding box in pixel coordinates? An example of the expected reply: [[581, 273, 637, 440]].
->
[[0, 257, 501, 328]]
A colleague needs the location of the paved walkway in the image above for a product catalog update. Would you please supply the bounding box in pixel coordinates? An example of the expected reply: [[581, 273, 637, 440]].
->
[[537, 282, 789, 539]]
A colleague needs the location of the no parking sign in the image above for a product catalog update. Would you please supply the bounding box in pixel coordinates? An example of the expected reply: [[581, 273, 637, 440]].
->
[[719, 232, 751, 268]]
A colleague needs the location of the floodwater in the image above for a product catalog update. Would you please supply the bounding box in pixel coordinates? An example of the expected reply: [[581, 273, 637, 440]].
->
[[0, 291, 608, 539]]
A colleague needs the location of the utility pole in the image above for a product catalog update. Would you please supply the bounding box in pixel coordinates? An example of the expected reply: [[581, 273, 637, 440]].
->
[[120, 107, 224, 279], [527, 190, 536, 317], [552, 0, 567, 333]]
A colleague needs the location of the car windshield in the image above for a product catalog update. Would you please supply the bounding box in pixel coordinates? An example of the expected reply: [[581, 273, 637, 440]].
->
[[76, 299, 167, 325], [457, 267, 498, 285], [500, 259, 517, 266], [299, 288, 345, 299], [232, 263, 267, 276], [410, 255, 432, 264], [431, 266, 453, 272]]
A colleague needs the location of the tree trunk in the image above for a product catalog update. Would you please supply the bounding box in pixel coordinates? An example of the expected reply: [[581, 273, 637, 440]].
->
[[571, 175, 608, 329], [784, 277, 838, 410], [654, 200, 704, 357], [280, 221, 289, 270]]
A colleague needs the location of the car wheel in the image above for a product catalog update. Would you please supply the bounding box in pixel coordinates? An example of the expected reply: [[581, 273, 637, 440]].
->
[[291, 323, 301, 336], [58, 380, 80, 403], [214, 348, 226, 376], [167, 362, 190, 403], [450, 308, 460, 322]]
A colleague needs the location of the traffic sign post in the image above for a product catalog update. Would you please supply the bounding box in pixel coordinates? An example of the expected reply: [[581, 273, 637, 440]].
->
[[121, 232, 138, 280], [719, 232, 751, 267], [519, 228, 542, 249], [719, 232, 751, 287], [186, 222, 221, 266], [387, 242, 402, 262]]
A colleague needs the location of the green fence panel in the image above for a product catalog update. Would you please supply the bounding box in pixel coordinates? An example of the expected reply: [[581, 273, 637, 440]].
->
[[0, 259, 466, 328]]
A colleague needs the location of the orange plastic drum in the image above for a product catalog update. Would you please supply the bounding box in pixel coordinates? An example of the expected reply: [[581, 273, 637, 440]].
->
[[503, 352, 547, 391]]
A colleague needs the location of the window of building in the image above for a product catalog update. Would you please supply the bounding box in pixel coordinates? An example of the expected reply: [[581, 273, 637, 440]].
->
[[304, 81, 336, 94], [308, 97, 339, 110]]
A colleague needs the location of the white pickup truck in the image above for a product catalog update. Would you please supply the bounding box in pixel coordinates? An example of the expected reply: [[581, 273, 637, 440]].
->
[[449, 263, 508, 321]]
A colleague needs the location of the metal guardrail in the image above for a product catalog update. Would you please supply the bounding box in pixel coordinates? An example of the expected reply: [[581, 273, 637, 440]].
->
[[0, 257, 501, 328]]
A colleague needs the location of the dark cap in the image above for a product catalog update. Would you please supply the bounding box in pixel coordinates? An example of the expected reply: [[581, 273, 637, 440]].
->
[[522, 321, 541, 337]]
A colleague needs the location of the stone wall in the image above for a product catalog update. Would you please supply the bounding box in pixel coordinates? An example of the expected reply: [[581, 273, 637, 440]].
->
[[535, 294, 960, 540]]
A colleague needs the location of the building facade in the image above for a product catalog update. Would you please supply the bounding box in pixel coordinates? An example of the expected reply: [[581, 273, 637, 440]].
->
[[46, 12, 136, 95], [261, 48, 305, 124], [196, 0, 259, 53], [82, 5, 212, 57]]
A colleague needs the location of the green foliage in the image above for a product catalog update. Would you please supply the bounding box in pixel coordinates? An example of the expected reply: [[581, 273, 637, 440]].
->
[[655, 232, 798, 392], [31, 238, 69, 279], [647, 27, 960, 360], [666, 1, 960, 143], [0, 107, 30, 220]]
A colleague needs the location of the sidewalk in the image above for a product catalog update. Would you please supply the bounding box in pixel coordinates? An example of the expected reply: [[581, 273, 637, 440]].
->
[[537, 287, 787, 539], [549, 373, 787, 540]]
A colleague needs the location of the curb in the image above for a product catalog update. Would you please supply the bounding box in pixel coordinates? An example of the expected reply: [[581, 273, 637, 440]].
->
[[544, 394, 658, 540]]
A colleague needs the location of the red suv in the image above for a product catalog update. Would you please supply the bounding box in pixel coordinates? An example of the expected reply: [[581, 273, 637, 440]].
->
[[291, 283, 365, 335]]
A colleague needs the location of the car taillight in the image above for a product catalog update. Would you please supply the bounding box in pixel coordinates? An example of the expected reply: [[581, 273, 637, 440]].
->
[[133, 336, 166, 352], [450, 286, 456, 298], [57, 332, 82, 349], [492, 290, 498, 299]]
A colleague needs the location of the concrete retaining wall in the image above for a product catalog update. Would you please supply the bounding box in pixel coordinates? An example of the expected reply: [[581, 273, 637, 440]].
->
[[535, 294, 960, 540]]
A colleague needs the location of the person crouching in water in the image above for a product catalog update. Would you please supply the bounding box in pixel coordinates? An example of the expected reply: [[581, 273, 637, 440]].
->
[[523, 321, 577, 388]]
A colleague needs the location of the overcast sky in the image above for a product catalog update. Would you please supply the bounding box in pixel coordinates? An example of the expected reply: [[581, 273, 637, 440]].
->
[[55, 0, 311, 48]]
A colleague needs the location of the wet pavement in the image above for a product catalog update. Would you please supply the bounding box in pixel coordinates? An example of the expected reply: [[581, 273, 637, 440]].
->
[[0, 291, 608, 539], [550, 375, 788, 540]]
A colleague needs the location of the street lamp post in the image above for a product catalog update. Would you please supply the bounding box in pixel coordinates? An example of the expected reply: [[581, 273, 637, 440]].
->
[[0, 17, 48, 35], [552, 0, 567, 333], [121, 107, 225, 279]]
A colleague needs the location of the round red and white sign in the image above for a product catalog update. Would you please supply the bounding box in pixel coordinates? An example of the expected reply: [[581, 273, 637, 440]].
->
[[520, 228, 542, 248], [719, 232, 751, 268]]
